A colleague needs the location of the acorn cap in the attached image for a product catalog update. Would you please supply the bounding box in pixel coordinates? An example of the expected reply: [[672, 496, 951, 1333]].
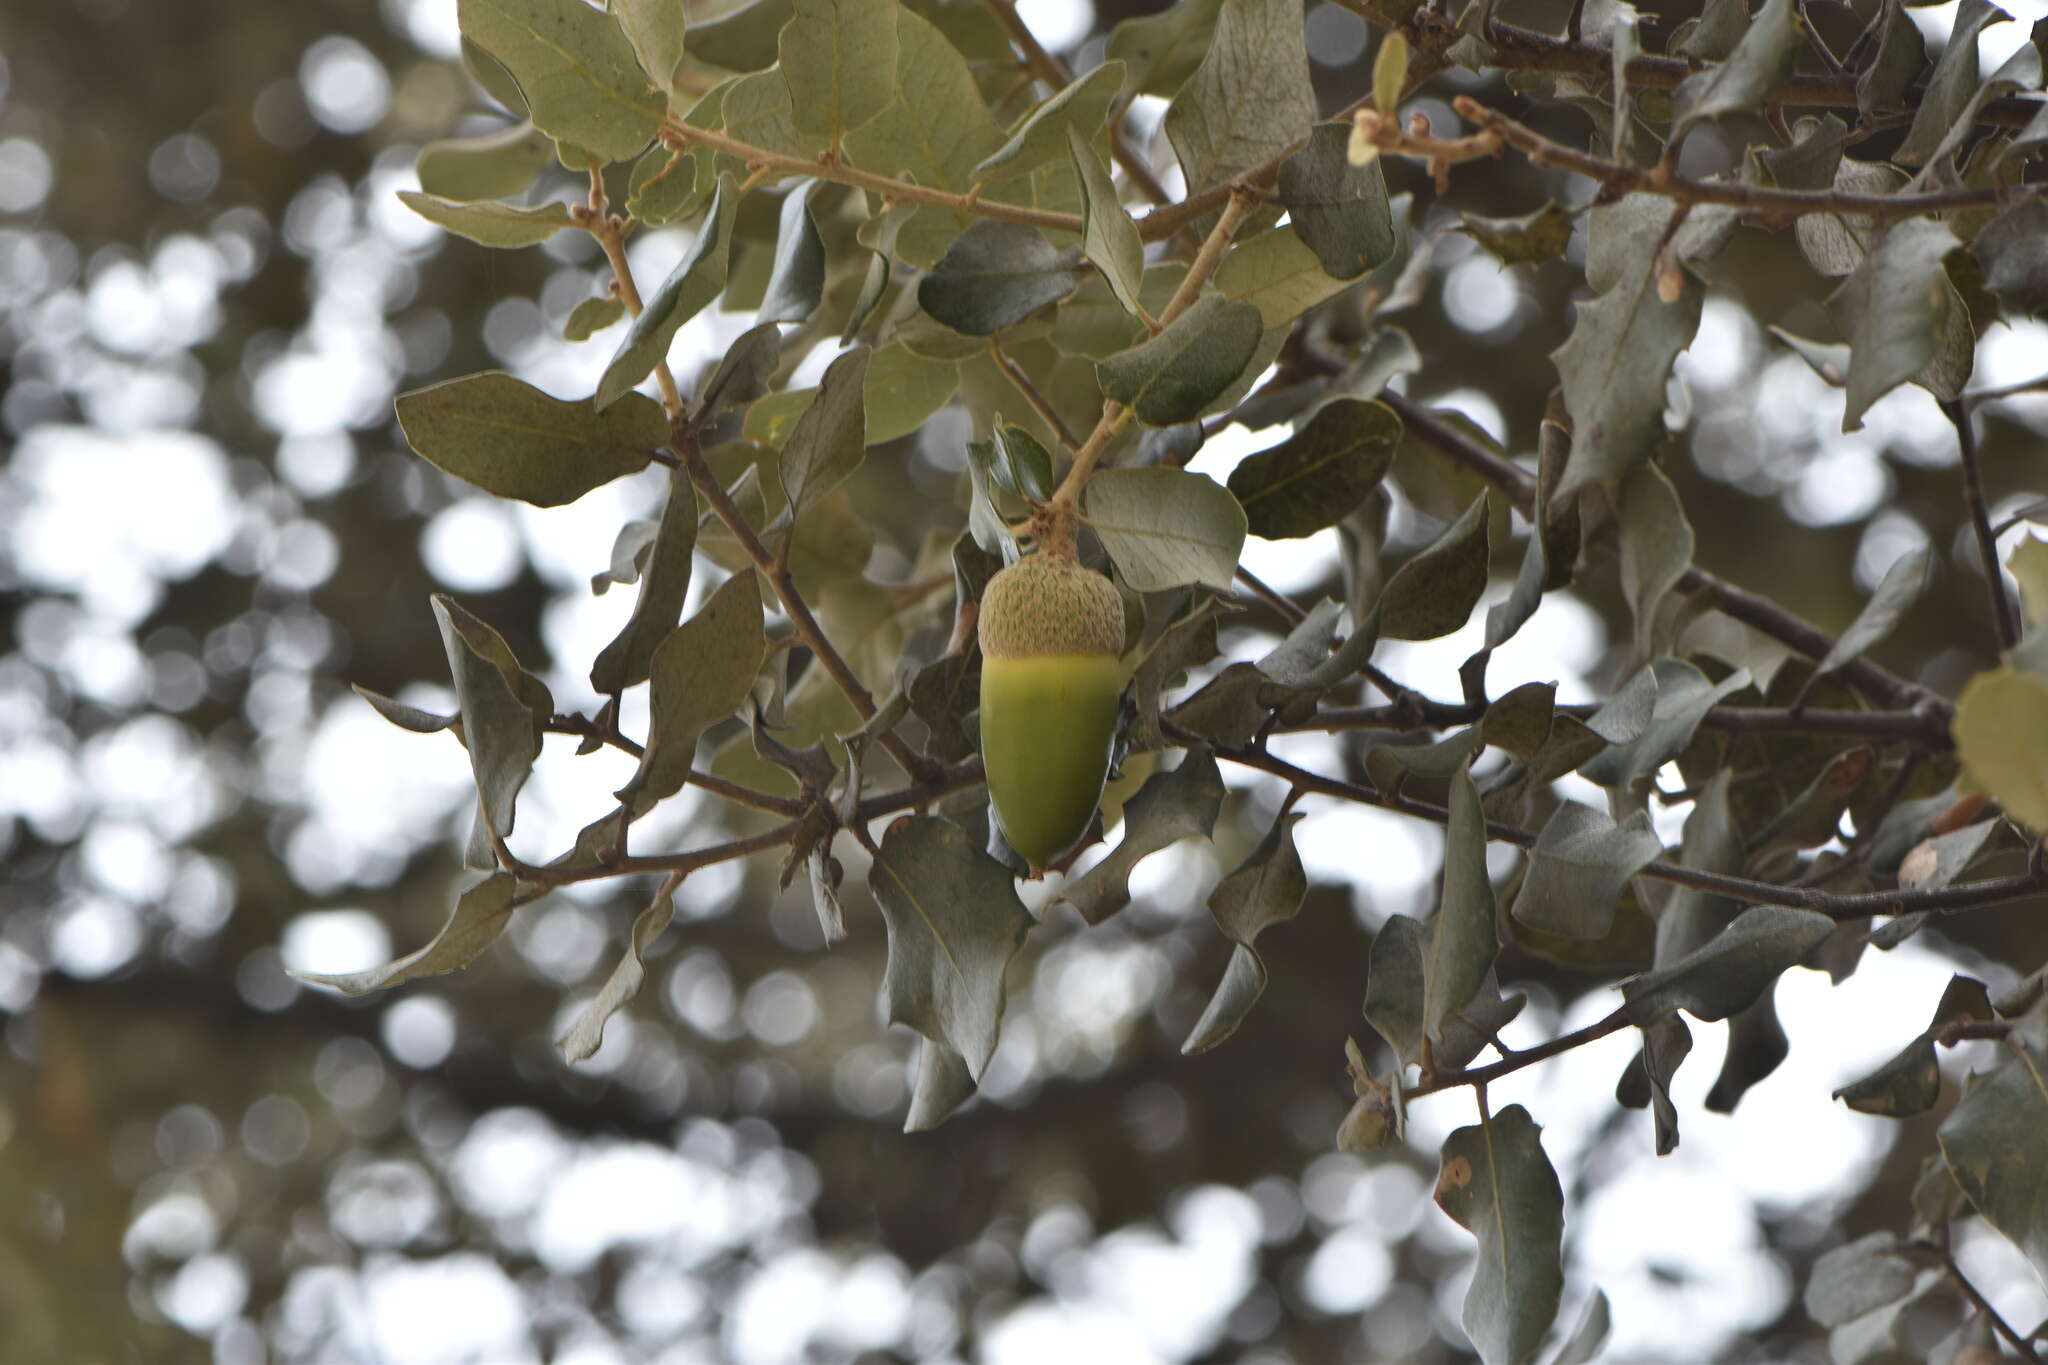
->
[[978, 554, 1124, 661]]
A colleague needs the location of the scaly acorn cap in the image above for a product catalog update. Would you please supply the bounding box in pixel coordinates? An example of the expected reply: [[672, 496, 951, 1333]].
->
[[978, 553, 1123, 661]]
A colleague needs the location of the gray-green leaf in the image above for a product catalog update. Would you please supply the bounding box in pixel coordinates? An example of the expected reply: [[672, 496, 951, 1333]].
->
[[1229, 398, 1400, 539], [759, 180, 827, 324], [1827, 217, 1964, 432], [779, 346, 870, 523], [870, 815, 1034, 1078], [1276, 124, 1395, 280], [918, 220, 1087, 336], [1511, 802, 1663, 939], [396, 371, 665, 507], [1183, 811, 1307, 1053], [779, 0, 898, 145], [291, 874, 518, 994], [416, 123, 555, 202], [1378, 493, 1491, 641], [1068, 126, 1147, 320], [457, 0, 664, 163], [1083, 466, 1248, 592], [1435, 1105, 1566, 1365], [1164, 0, 1315, 195], [615, 570, 767, 816], [596, 173, 739, 410], [1057, 749, 1226, 924], [978, 62, 1126, 182], [1097, 293, 1263, 425], [397, 190, 575, 248], [590, 467, 696, 694], [1622, 905, 1835, 1025]]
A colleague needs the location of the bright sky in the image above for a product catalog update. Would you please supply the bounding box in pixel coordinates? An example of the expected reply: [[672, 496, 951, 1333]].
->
[[5, 0, 2048, 1359]]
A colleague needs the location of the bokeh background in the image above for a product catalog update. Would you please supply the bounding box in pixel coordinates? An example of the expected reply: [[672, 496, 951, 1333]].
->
[[2, 0, 2045, 1360]]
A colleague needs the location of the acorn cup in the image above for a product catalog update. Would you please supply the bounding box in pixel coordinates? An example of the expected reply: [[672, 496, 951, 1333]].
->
[[977, 551, 1126, 875]]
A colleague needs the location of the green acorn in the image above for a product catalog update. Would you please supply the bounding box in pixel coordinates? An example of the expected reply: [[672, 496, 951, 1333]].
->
[[978, 551, 1126, 875]]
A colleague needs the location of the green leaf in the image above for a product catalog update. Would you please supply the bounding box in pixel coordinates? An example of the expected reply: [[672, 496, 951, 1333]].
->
[[1434, 1105, 1565, 1365], [1552, 1291, 1612, 1365], [1057, 749, 1226, 925], [1975, 199, 2048, 317], [1378, 493, 1491, 641], [1579, 659, 1751, 788], [1228, 399, 1399, 539], [1828, 218, 1966, 431], [745, 342, 958, 447], [1106, 0, 1224, 97], [1363, 913, 1426, 1063], [1424, 767, 1499, 1047], [1164, 0, 1315, 195], [292, 874, 518, 994], [779, 0, 898, 144], [1805, 1232, 1921, 1329], [1276, 124, 1395, 281], [1096, 293, 1263, 425], [457, 0, 664, 162], [1623, 905, 1835, 1025], [904, 1036, 978, 1131], [759, 180, 827, 324], [841, 9, 1004, 268], [434, 595, 550, 864], [1937, 1007, 2048, 1285], [1835, 974, 1993, 1117], [869, 815, 1034, 1084], [564, 293, 626, 341], [590, 468, 696, 695], [1656, 769, 1745, 965], [1511, 802, 1663, 939], [1617, 459, 1693, 659], [596, 174, 739, 409], [557, 885, 676, 1060], [1953, 666, 2048, 833], [719, 66, 830, 165], [991, 423, 1053, 502], [397, 371, 664, 507], [1215, 225, 1355, 328], [1460, 200, 1575, 268], [1183, 811, 1308, 1053], [627, 142, 704, 226], [779, 345, 870, 524], [1895, 0, 2005, 167], [1791, 552, 1924, 709], [396, 190, 575, 248], [1083, 467, 1248, 592], [1552, 208, 1704, 497], [978, 63, 1126, 182], [692, 321, 784, 420], [917, 221, 1087, 336], [1372, 31, 1409, 114], [2011, 534, 2048, 628], [1616, 1011, 1694, 1155], [1067, 126, 1146, 321], [615, 570, 767, 816], [613, 0, 689, 93], [416, 123, 555, 202], [352, 684, 456, 734], [1671, 0, 1800, 140], [686, 0, 792, 71]]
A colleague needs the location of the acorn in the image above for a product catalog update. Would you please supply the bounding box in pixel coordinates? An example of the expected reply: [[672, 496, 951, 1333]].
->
[[978, 552, 1126, 875]]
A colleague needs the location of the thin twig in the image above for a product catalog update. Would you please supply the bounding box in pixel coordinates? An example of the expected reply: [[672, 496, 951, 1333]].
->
[[1299, 700, 1951, 745], [1924, 1241, 2048, 1364], [1453, 98, 2036, 223], [990, 343, 1082, 451], [662, 121, 1085, 236], [1235, 566, 1310, 624], [543, 714, 803, 816], [673, 428, 928, 779], [1943, 398, 2022, 652], [1405, 1008, 1633, 1099]]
